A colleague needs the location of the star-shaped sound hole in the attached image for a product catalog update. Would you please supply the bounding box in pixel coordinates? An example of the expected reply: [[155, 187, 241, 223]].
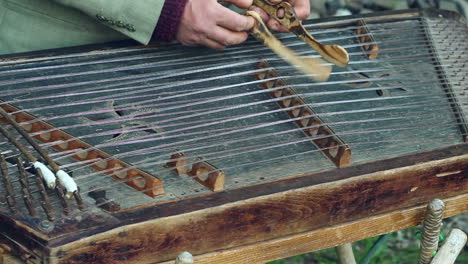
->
[[343, 66, 410, 96], [82, 100, 163, 142]]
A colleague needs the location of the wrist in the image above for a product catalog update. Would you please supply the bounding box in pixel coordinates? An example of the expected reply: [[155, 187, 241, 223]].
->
[[152, 0, 189, 42]]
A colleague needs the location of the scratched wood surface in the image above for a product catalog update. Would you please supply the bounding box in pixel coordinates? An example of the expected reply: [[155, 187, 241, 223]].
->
[[51, 152, 467, 263], [159, 194, 468, 264]]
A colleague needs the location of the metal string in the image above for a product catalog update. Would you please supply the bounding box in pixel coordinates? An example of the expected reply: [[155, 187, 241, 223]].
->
[[0, 22, 454, 96], [1, 17, 466, 219]]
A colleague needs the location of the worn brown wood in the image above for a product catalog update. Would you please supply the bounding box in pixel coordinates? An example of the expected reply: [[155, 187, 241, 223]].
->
[[356, 19, 379, 59], [0, 102, 164, 198], [167, 152, 226, 192], [50, 154, 467, 264], [255, 60, 352, 168], [189, 161, 226, 192], [158, 194, 468, 264]]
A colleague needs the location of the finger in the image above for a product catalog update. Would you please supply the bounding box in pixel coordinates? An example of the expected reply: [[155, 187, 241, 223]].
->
[[219, 0, 253, 9], [216, 6, 255, 31], [267, 19, 288, 32], [248, 6, 270, 21], [291, 0, 310, 19], [209, 26, 249, 46], [202, 37, 227, 50]]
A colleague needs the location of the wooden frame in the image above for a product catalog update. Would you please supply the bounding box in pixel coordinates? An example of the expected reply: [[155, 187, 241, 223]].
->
[[159, 194, 467, 264], [0, 8, 466, 264], [1, 144, 466, 263]]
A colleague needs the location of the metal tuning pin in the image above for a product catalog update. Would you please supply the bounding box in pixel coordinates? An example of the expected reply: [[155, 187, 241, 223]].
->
[[252, 0, 349, 67], [0, 154, 17, 214]]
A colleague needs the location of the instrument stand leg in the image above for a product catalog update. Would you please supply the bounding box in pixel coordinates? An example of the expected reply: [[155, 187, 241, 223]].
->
[[335, 243, 357, 264], [418, 199, 445, 264], [430, 228, 467, 264], [176, 251, 194, 264]]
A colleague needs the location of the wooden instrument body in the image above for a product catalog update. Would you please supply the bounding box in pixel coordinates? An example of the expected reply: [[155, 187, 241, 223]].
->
[[0, 9, 467, 263]]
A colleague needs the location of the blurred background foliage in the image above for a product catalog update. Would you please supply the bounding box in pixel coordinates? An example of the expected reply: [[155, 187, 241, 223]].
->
[[306, 0, 468, 19]]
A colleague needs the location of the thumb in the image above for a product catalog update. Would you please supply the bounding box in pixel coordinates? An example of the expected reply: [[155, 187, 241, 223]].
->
[[219, 0, 253, 9]]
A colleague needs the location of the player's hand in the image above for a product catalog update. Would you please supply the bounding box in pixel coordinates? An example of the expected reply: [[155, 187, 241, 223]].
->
[[249, 0, 310, 32], [176, 0, 255, 50]]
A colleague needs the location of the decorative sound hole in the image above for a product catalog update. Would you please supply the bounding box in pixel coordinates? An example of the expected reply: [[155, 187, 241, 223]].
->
[[111, 123, 159, 139], [343, 69, 408, 96], [82, 100, 163, 142]]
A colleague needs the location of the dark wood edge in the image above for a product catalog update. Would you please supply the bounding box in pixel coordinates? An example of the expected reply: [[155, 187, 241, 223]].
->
[[45, 143, 468, 247], [115, 144, 468, 221], [52, 152, 467, 263], [157, 194, 468, 264]]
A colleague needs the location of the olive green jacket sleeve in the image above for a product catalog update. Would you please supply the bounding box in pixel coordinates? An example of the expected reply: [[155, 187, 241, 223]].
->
[[0, 0, 165, 55], [52, 0, 165, 45]]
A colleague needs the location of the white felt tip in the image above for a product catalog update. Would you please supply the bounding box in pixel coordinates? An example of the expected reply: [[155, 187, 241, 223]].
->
[[33, 162, 56, 189], [56, 170, 78, 198]]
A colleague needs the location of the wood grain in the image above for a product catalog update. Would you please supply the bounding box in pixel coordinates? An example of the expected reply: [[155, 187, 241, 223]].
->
[[0, 102, 165, 198], [51, 154, 468, 264], [159, 194, 468, 264]]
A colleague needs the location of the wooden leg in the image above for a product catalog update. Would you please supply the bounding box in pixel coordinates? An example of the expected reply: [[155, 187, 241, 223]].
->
[[335, 243, 356, 264], [430, 229, 467, 264]]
